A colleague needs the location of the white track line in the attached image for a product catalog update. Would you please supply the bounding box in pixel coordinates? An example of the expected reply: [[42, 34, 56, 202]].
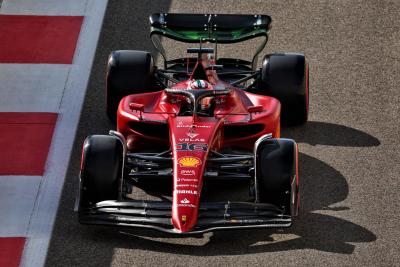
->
[[0, 65, 70, 112], [0, 176, 41, 237], [19, 1, 108, 266], [0, 0, 87, 15]]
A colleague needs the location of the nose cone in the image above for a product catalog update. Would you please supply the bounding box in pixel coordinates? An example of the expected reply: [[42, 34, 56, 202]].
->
[[171, 200, 199, 232], [168, 116, 223, 233]]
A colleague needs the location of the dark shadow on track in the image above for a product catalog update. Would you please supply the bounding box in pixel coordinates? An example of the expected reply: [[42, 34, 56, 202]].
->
[[282, 121, 380, 147]]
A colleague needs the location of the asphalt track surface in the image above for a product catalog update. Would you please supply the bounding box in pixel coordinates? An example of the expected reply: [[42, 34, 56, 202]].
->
[[46, 1, 400, 266]]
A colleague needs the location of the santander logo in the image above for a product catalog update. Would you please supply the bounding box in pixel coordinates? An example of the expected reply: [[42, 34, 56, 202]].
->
[[178, 198, 196, 208], [180, 198, 190, 204]]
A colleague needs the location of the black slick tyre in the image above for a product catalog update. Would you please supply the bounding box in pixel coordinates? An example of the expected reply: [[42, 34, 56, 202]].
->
[[79, 135, 123, 209], [106, 50, 155, 121], [260, 53, 309, 126], [255, 137, 299, 216]]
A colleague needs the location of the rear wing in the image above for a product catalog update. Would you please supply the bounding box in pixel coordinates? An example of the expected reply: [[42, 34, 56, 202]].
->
[[149, 13, 271, 44], [149, 13, 272, 69]]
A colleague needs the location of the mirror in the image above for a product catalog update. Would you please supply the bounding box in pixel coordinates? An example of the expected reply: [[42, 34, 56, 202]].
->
[[247, 105, 264, 113], [129, 103, 145, 112]]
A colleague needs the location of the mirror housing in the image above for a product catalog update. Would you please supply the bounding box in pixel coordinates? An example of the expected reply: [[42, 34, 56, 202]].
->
[[247, 105, 264, 113], [129, 103, 145, 112]]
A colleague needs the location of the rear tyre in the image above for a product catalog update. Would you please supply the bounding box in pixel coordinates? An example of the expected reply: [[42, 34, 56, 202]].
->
[[255, 137, 299, 216], [260, 53, 309, 126], [106, 50, 155, 121], [79, 135, 123, 208]]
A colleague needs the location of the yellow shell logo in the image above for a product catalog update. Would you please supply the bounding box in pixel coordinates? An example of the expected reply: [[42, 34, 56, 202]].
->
[[178, 156, 201, 167]]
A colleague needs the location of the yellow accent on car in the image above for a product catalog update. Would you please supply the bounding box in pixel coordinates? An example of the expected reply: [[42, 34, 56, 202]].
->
[[178, 156, 201, 167]]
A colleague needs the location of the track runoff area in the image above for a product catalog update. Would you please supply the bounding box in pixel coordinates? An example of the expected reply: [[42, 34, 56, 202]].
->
[[2, 0, 398, 266], [0, 0, 107, 266]]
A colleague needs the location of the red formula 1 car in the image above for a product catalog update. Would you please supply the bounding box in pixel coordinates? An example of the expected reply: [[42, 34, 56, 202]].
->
[[77, 14, 309, 234]]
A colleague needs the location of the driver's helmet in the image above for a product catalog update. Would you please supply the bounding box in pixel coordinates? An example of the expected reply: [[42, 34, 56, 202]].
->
[[189, 79, 209, 89]]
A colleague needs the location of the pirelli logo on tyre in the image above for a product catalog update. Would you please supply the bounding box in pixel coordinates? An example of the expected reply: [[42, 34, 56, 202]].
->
[[178, 156, 201, 167]]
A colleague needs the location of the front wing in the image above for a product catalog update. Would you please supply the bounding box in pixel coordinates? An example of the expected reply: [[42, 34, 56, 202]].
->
[[78, 200, 292, 234]]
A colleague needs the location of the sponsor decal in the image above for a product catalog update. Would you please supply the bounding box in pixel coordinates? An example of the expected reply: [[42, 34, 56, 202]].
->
[[178, 156, 201, 167], [177, 177, 198, 182], [178, 198, 196, 208], [181, 169, 195, 176], [180, 198, 190, 204], [177, 125, 211, 128], [186, 132, 199, 139], [176, 189, 198, 195], [179, 138, 205, 142], [175, 143, 208, 152], [223, 119, 248, 125], [177, 184, 198, 188]]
